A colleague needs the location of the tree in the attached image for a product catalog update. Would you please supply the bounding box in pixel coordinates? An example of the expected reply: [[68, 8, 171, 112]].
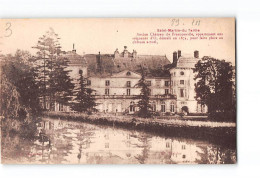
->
[[50, 56, 74, 107], [135, 66, 152, 118], [71, 71, 96, 113], [33, 28, 74, 110], [1, 50, 41, 117], [0, 74, 20, 118], [193, 56, 234, 116]]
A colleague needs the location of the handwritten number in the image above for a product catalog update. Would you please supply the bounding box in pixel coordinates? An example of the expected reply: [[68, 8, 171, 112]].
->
[[5, 22, 12, 37], [192, 19, 200, 26], [171, 19, 179, 26]]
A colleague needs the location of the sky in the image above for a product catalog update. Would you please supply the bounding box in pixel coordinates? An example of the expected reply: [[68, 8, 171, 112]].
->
[[0, 18, 235, 64]]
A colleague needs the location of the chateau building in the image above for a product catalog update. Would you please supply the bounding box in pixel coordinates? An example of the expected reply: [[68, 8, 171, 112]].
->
[[59, 46, 207, 114], [170, 50, 207, 113]]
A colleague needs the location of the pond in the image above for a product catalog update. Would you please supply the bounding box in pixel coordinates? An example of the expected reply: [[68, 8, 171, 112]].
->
[[1, 117, 236, 164]]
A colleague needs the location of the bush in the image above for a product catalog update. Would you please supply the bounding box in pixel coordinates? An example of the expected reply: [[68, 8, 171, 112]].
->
[[188, 113, 208, 116], [151, 111, 160, 116], [179, 112, 185, 117], [209, 111, 236, 122]]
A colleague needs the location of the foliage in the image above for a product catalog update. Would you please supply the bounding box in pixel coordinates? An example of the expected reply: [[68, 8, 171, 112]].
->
[[1, 50, 41, 117], [33, 28, 74, 110], [193, 56, 234, 116], [0, 74, 20, 118], [49, 56, 74, 106], [71, 72, 96, 113], [135, 66, 152, 118]]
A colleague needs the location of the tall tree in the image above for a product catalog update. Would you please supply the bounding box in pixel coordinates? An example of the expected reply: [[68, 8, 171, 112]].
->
[[33, 28, 74, 110], [193, 56, 234, 115], [71, 71, 96, 113], [135, 66, 152, 118], [50, 56, 74, 107]]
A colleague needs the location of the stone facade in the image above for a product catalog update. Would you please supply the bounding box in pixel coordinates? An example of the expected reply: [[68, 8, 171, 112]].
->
[[88, 70, 176, 114], [170, 50, 207, 113], [54, 47, 207, 115]]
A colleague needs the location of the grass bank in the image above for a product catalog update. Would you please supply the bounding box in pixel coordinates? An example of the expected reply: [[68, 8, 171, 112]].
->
[[43, 112, 236, 149]]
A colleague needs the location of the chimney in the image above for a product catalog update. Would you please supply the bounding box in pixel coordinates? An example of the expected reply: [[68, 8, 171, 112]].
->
[[172, 51, 178, 67], [194, 50, 199, 58], [96, 51, 102, 73], [178, 50, 181, 59], [72, 43, 76, 53], [132, 49, 137, 58]]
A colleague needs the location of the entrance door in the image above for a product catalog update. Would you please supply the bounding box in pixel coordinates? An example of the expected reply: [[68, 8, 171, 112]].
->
[[129, 101, 135, 114]]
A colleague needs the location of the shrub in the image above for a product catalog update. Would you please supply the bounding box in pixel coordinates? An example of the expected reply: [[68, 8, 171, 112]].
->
[[188, 113, 208, 116]]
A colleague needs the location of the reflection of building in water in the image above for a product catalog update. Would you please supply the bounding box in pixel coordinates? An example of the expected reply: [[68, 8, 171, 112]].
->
[[83, 130, 144, 163], [46, 46, 208, 114], [34, 119, 205, 164], [2, 119, 235, 164], [147, 137, 203, 164]]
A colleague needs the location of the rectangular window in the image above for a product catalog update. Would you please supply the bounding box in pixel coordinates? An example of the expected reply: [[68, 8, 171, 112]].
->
[[148, 89, 151, 96], [127, 81, 131, 87], [105, 89, 110, 95], [127, 89, 131, 96], [180, 80, 184, 85], [105, 80, 110, 86], [182, 145, 186, 150], [87, 80, 91, 86], [165, 81, 169, 86], [170, 105, 175, 112], [152, 104, 156, 111], [166, 142, 170, 148], [165, 89, 169, 95], [161, 105, 165, 112], [147, 81, 152, 86], [180, 89, 184, 97]]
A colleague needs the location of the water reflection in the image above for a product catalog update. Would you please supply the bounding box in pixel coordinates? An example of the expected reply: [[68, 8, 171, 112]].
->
[[1, 118, 236, 164]]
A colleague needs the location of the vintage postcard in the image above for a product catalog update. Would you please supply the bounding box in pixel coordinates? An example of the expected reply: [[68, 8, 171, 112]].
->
[[0, 18, 236, 164]]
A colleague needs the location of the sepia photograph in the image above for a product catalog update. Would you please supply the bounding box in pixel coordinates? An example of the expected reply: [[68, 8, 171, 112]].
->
[[0, 18, 236, 164]]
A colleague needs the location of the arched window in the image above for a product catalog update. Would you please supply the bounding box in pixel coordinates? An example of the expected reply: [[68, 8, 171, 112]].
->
[[126, 71, 131, 76], [150, 101, 156, 112], [180, 71, 184, 75]]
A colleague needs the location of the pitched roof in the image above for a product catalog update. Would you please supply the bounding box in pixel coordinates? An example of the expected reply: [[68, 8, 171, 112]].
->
[[65, 51, 87, 66], [84, 53, 171, 77], [176, 55, 200, 68]]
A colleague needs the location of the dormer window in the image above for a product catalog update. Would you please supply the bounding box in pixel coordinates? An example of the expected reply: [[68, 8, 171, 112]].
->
[[126, 71, 131, 76], [79, 69, 83, 74], [180, 71, 184, 75], [127, 81, 131, 87]]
